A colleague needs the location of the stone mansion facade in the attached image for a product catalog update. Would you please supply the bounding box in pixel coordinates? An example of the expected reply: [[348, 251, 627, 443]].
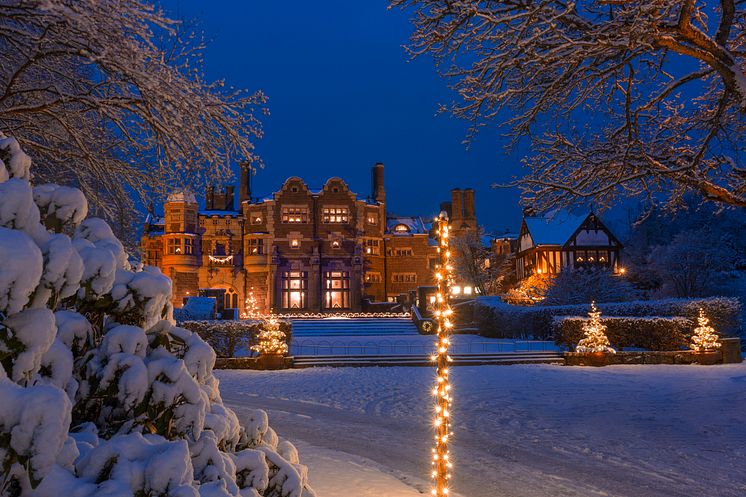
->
[[141, 163, 479, 314]]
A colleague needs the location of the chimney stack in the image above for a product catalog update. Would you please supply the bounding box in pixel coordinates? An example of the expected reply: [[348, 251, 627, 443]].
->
[[463, 188, 476, 221], [239, 162, 252, 204], [225, 186, 235, 211], [206, 185, 215, 210], [372, 163, 385, 204], [450, 188, 463, 224]]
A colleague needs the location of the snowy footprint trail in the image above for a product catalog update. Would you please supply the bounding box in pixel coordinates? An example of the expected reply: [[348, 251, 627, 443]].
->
[[218, 364, 746, 497]]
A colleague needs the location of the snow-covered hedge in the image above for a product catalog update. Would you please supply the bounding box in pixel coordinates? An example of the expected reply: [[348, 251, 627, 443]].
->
[[475, 296, 741, 339], [173, 296, 217, 322], [553, 316, 692, 351], [0, 133, 315, 497], [181, 320, 292, 358]]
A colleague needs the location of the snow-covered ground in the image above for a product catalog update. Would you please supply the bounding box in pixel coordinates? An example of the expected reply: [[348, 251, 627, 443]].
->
[[218, 364, 746, 497], [290, 334, 560, 356]]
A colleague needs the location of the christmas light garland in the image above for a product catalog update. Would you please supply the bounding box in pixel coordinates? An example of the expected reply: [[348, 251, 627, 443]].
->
[[430, 212, 454, 497]]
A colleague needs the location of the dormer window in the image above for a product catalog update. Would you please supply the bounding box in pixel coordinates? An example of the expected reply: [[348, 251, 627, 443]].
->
[[290, 239, 300, 248], [393, 224, 410, 233], [367, 213, 378, 225], [331, 240, 341, 249]]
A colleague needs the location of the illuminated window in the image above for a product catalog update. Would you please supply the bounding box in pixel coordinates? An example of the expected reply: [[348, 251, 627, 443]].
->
[[167, 238, 181, 255], [282, 271, 307, 309], [248, 238, 263, 255], [224, 288, 238, 309], [251, 212, 262, 224], [322, 207, 349, 223], [365, 272, 382, 283], [331, 240, 341, 249], [290, 239, 300, 248], [364, 239, 381, 255], [324, 271, 350, 309], [282, 207, 308, 223], [393, 224, 410, 233], [183, 238, 194, 255], [367, 213, 378, 225]]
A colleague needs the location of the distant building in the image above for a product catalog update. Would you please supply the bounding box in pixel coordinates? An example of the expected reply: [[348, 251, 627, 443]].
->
[[141, 164, 480, 314], [515, 211, 622, 280]]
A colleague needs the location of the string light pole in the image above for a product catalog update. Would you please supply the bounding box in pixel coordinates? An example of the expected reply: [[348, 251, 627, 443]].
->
[[431, 211, 454, 497]]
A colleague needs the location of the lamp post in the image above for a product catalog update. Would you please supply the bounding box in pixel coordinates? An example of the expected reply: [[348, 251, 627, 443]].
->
[[431, 211, 454, 496]]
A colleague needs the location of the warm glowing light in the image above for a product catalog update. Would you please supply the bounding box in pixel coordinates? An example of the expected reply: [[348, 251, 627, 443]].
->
[[430, 211, 455, 497], [463, 286, 473, 295], [619, 267, 626, 274]]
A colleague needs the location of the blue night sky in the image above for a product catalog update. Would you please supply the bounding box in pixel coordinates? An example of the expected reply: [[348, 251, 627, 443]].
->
[[165, 0, 524, 233]]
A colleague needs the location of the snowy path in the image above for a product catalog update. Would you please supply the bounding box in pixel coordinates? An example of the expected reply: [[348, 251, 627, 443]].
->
[[218, 364, 746, 497]]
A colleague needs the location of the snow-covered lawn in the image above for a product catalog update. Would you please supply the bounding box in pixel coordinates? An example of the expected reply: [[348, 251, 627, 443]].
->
[[218, 364, 746, 497]]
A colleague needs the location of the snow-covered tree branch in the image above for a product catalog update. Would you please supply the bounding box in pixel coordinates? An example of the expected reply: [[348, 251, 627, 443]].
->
[[393, 0, 746, 210], [0, 0, 266, 234]]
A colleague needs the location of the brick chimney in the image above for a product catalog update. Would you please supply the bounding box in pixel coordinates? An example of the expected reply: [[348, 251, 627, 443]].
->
[[225, 185, 235, 211], [372, 163, 385, 204], [239, 162, 252, 204], [463, 188, 476, 222], [450, 188, 463, 224], [206, 185, 215, 210]]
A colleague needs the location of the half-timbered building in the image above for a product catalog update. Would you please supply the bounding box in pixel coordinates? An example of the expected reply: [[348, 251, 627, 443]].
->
[[515, 211, 622, 280]]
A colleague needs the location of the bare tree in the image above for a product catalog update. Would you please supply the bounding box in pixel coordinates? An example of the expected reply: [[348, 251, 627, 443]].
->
[[392, 0, 746, 210], [0, 0, 266, 232], [451, 229, 516, 295]]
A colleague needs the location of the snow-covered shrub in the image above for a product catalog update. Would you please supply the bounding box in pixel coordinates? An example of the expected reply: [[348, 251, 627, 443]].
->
[[181, 320, 292, 358], [553, 316, 692, 351], [476, 296, 741, 339], [174, 296, 218, 321], [541, 267, 640, 306], [0, 135, 315, 497]]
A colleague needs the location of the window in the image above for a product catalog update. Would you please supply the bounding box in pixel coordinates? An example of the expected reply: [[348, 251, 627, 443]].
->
[[248, 238, 264, 255], [365, 272, 382, 283], [224, 288, 238, 309], [324, 271, 350, 309], [167, 238, 181, 255], [367, 213, 378, 225], [331, 240, 341, 249], [322, 207, 349, 223], [393, 224, 410, 233], [251, 213, 262, 224], [388, 247, 413, 257], [364, 239, 381, 255], [281, 271, 307, 309], [212, 219, 219, 225], [392, 273, 417, 284], [282, 207, 308, 223], [184, 238, 194, 255], [290, 238, 300, 248]]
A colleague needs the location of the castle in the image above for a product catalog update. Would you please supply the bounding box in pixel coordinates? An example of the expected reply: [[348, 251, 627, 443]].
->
[[141, 163, 479, 315]]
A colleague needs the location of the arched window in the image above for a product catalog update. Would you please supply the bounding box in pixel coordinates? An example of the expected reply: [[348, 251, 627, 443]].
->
[[224, 288, 238, 309], [393, 224, 410, 233]]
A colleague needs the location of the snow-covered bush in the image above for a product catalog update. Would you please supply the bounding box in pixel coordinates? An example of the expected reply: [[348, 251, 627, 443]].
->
[[553, 316, 692, 351], [541, 267, 640, 306], [476, 296, 741, 339], [0, 135, 315, 497]]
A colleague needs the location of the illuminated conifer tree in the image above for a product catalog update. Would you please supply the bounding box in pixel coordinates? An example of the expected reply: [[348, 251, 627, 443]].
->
[[690, 308, 721, 352], [576, 301, 615, 354]]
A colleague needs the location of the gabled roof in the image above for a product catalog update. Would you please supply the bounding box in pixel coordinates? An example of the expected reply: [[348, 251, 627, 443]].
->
[[523, 210, 586, 246]]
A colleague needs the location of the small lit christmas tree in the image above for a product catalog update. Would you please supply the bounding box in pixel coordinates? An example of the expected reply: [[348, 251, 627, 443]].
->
[[576, 301, 616, 354], [690, 308, 721, 352], [251, 314, 288, 356], [243, 286, 260, 319]]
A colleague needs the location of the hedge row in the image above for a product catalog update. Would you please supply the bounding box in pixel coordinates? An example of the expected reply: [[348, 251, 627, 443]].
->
[[552, 316, 692, 351], [180, 319, 292, 358], [474, 296, 741, 340]]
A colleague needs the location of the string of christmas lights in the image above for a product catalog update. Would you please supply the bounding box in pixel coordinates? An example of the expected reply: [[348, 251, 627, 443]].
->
[[430, 212, 454, 497]]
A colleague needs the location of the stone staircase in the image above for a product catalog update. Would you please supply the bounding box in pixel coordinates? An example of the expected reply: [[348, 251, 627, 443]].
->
[[291, 318, 419, 337]]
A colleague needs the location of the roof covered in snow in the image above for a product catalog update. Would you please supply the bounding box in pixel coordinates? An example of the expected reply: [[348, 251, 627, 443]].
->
[[524, 211, 587, 246], [166, 190, 197, 203], [199, 209, 240, 217], [386, 216, 430, 235]]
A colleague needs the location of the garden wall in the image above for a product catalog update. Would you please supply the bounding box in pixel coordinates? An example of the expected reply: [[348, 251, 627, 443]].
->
[[180, 319, 292, 358]]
